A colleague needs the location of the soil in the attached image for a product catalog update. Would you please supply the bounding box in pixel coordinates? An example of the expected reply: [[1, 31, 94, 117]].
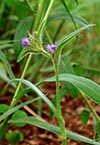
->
[[0, 82, 100, 145]]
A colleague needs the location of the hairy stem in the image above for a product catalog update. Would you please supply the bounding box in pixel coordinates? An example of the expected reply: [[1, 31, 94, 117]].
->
[[53, 56, 67, 145]]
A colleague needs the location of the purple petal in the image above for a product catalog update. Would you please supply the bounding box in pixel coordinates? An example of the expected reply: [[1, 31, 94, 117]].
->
[[46, 42, 57, 53], [21, 37, 30, 46]]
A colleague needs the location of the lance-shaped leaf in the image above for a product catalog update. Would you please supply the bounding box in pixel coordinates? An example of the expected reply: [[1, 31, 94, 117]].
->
[[44, 74, 100, 105], [0, 50, 15, 80], [8, 79, 57, 114], [55, 24, 95, 55], [49, 13, 89, 27], [0, 97, 40, 121], [13, 16, 33, 57], [60, 0, 77, 29], [11, 116, 100, 145]]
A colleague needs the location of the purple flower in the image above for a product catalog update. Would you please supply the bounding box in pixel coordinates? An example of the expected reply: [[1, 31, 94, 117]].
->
[[46, 42, 57, 53], [21, 37, 30, 46]]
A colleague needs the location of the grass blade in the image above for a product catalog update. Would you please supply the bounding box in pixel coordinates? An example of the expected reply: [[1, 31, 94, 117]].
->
[[60, 0, 77, 29], [0, 50, 15, 80], [11, 116, 100, 145], [56, 24, 95, 55], [8, 79, 57, 114], [0, 98, 40, 121]]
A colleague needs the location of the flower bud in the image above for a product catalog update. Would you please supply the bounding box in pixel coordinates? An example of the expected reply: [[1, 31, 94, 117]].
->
[[46, 42, 57, 53], [21, 37, 30, 46]]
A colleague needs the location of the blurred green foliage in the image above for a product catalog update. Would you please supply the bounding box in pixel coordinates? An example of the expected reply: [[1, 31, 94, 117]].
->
[[0, 0, 100, 82]]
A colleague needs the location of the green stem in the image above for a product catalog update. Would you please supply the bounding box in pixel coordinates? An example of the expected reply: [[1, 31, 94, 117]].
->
[[81, 92, 100, 122], [53, 57, 67, 145], [10, 54, 32, 107], [42, 0, 54, 22], [54, 61, 61, 113], [32, 0, 45, 31], [37, 0, 54, 40]]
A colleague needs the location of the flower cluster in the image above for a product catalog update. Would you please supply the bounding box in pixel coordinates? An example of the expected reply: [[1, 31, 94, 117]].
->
[[21, 37, 58, 55]]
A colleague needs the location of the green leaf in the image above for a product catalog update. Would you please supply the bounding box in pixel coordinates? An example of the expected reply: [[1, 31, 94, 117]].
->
[[59, 55, 75, 74], [83, 66, 100, 75], [6, 131, 24, 144], [80, 110, 90, 125], [15, 87, 32, 101], [59, 55, 79, 98], [13, 16, 33, 57], [56, 24, 95, 55], [49, 13, 89, 27], [17, 47, 33, 62], [0, 63, 10, 82], [94, 121, 100, 142], [44, 74, 100, 105], [11, 110, 27, 127], [72, 0, 100, 13], [60, 0, 77, 29], [8, 79, 57, 114], [4, 0, 32, 18], [0, 104, 9, 113], [64, 83, 78, 98], [0, 43, 13, 51], [0, 50, 15, 80], [72, 63, 83, 76], [0, 97, 40, 121], [11, 116, 100, 145]]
